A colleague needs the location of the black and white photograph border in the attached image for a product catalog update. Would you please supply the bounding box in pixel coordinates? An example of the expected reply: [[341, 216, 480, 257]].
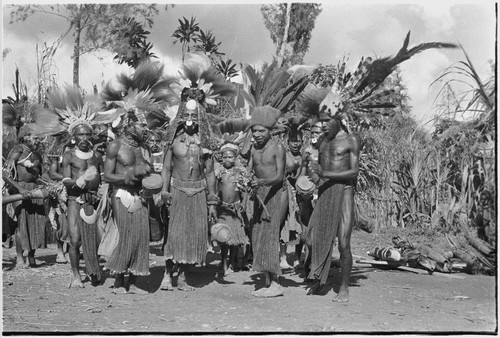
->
[[1, 0, 497, 335]]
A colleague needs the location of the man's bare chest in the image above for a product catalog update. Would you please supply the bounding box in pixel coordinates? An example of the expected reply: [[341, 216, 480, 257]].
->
[[118, 147, 146, 166], [173, 142, 202, 159], [71, 156, 97, 171]]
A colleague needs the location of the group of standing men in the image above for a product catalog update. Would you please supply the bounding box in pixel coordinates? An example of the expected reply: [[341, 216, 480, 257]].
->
[[3, 75, 360, 304]]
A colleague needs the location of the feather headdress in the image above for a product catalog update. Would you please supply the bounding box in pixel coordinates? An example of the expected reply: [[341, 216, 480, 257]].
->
[[101, 61, 178, 130], [241, 61, 308, 114], [295, 31, 457, 130], [29, 85, 106, 138], [164, 53, 238, 151]]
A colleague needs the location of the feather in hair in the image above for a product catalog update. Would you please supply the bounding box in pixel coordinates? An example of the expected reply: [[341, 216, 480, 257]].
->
[[318, 31, 457, 129]]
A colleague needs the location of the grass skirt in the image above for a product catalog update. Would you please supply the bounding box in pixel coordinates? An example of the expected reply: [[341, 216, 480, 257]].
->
[[307, 181, 344, 284], [75, 202, 101, 279], [164, 178, 208, 265], [105, 191, 150, 276], [15, 182, 47, 250], [55, 210, 70, 243], [251, 183, 285, 276], [216, 204, 249, 246]]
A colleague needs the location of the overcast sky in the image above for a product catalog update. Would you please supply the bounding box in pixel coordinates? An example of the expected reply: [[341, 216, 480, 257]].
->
[[2, 0, 496, 129]]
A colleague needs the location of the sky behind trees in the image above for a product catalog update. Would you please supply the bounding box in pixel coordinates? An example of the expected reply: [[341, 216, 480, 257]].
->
[[2, 1, 496, 129]]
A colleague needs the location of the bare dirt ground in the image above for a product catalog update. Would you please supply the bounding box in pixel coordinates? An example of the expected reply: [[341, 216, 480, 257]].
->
[[2, 229, 497, 334]]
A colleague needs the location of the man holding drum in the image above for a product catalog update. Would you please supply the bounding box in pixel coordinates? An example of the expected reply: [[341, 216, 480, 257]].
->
[[104, 110, 152, 294], [62, 123, 104, 288]]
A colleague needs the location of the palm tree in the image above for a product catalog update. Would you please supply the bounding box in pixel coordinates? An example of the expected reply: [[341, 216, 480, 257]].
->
[[172, 16, 200, 62], [215, 58, 239, 81], [194, 29, 224, 61], [112, 17, 157, 69]]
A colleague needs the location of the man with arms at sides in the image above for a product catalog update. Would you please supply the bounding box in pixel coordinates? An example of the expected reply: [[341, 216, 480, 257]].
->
[[247, 105, 288, 298], [104, 111, 152, 294], [306, 112, 360, 302], [160, 90, 218, 291], [61, 123, 103, 288]]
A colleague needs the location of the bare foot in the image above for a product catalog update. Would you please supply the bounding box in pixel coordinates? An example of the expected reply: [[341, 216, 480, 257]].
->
[[90, 274, 101, 286], [127, 284, 148, 295], [56, 253, 68, 264], [13, 262, 29, 270], [306, 281, 328, 296], [176, 278, 194, 291], [224, 266, 234, 276], [69, 277, 84, 289], [111, 287, 127, 294], [262, 284, 284, 298], [251, 287, 268, 297], [160, 278, 175, 291], [332, 290, 349, 303], [280, 258, 293, 270]]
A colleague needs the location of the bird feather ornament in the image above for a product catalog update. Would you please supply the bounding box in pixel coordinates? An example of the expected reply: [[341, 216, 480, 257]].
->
[[241, 61, 308, 114], [30, 85, 106, 138], [292, 31, 457, 130], [164, 53, 238, 151], [177, 53, 238, 106], [101, 61, 180, 129], [319, 31, 457, 129]]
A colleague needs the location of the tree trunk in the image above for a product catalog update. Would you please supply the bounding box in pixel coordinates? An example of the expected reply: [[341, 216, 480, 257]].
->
[[276, 3, 291, 68], [73, 12, 81, 87]]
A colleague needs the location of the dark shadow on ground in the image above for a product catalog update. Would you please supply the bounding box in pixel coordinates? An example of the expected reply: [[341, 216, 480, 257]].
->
[[2, 253, 56, 271], [293, 262, 371, 296]]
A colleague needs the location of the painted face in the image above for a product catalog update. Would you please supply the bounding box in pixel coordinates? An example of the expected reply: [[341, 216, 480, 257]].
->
[[310, 123, 324, 144], [288, 134, 303, 155], [73, 125, 93, 152], [221, 150, 236, 169], [182, 103, 199, 134], [251, 125, 271, 147], [148, 134, 162, 153]]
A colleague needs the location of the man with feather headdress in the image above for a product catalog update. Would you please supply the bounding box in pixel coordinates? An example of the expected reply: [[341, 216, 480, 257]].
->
[[4, 124, 46, 268], [246, 105, 288, 298], [292, 31, 457, 302], [29, 86, 107, 288], [160, 53, 236, 291], [100, 61, 175, 294]]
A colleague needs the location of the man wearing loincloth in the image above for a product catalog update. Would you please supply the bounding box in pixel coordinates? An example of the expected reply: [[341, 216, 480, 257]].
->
[[62, 123, 104, 288], [104, 110, 152, 294], [4, 127, 46, 268], [247, 105, 288, 298], [160, 89, 218, 291], [306, 115, 360, 302], [214, 142, 249, 277]]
